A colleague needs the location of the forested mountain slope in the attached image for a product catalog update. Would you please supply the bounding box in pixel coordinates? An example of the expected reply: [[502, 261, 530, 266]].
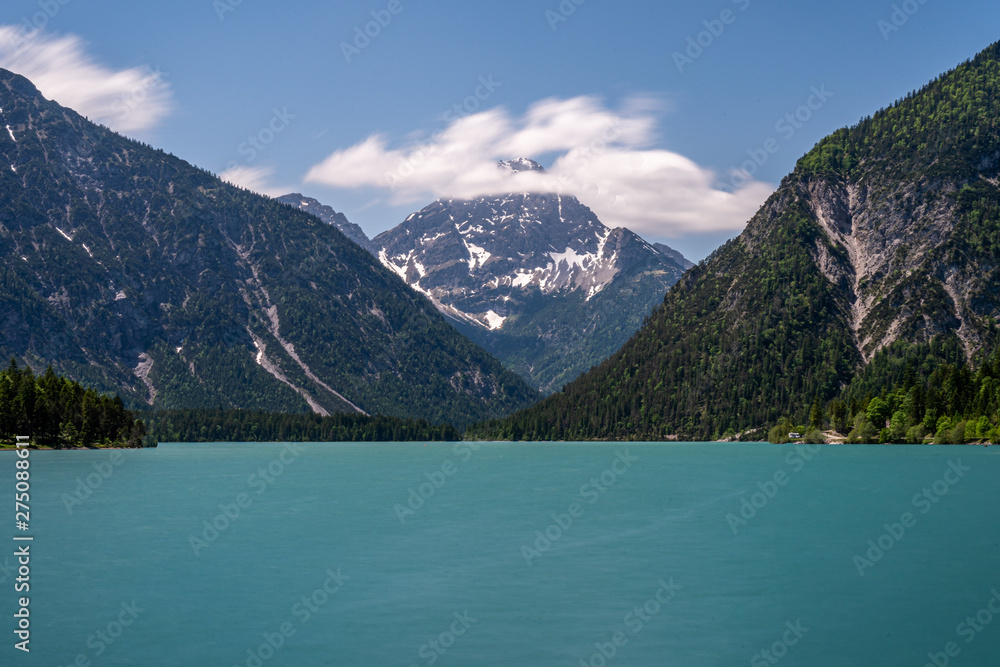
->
[[470, 41, 1000, 440], [0, 69, 537, 428]]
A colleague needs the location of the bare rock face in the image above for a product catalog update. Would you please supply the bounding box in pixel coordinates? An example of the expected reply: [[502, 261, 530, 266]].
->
[[372, 186, 690, 393], [804, 172, 989, 361]]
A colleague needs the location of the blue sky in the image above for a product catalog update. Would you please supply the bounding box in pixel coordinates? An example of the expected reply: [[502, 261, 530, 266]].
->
[[1, 0, 998, 259]]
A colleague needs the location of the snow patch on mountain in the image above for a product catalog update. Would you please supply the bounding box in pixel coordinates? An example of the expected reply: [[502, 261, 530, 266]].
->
[[465, 241, 491, 272], [422, 231, 448, 244], [484, 310, 506, 330], [379, 249, 410, 281], [511, 269, 533, 288], [498, 158, 544, 173]]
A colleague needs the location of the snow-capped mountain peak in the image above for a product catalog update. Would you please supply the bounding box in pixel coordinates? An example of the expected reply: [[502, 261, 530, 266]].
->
[[497, 158, 545, 174], [375, 193, 636, 313], [286, 187, 692, 394]]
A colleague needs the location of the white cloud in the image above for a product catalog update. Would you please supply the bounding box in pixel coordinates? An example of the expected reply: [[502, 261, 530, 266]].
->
[[305, 96, 774, 237], [220, 165, 295, 198], [0, 26, 172, 134]]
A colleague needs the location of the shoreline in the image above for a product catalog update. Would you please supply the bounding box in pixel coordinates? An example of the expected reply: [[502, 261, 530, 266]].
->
[[1, 440, 992, 449], [0, 444, 147, 451]]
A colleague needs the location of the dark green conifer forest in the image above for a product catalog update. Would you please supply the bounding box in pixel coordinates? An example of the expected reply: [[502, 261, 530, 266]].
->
[[147, 409, 460, 443], [0, 359, 147, 448], [769, 337, 1000, 444]]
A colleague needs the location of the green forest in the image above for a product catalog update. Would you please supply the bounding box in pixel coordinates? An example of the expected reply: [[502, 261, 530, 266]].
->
[[0, 361, 460, 446], [0, 359, 148, 448], [467, 335, 1000, 444], [770, 337, 1000, 445], [146, 409, 460, 443]]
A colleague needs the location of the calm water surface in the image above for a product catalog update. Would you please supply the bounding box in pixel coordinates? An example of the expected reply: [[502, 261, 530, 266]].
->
[[1, 442, 998, 666]]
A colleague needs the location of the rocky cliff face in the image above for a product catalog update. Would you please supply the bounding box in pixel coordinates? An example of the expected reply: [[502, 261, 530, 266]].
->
[[371, 182, 690, 393], [0, 69, 538, 426], [802, 176, 985, 361]]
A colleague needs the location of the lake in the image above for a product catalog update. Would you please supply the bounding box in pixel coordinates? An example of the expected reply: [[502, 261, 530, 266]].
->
[[2, 442, 998, 666]]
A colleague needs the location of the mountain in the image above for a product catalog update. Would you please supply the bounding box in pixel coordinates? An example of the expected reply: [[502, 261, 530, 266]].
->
[[276, 193, 375, 254], [469, 41, 1000, 440], [0, 68, 538, 428], [497, 157, 545, 173], [652, 243, 695, 271], [370, 167, 691, 393]]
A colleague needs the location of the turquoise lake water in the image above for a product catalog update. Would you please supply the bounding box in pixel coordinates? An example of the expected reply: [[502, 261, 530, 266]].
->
[[1, 442, 999, 666]]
